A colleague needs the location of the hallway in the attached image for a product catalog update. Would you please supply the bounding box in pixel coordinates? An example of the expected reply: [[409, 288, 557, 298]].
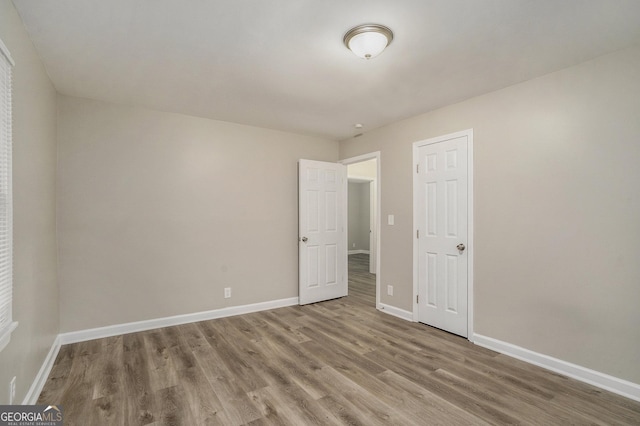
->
[[348, 253, 375, 306]]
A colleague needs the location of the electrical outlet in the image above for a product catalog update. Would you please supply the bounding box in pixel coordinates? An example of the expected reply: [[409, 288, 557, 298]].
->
[[352, 243, 356, 248], [387, 285, 393, 296], [9, 376, 16, 404], [224, 287, 231, 298]]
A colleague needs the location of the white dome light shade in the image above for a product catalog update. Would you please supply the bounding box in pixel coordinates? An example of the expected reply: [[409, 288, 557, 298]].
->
[[343, 24, 393, 60], [348, 32, 388, 59]]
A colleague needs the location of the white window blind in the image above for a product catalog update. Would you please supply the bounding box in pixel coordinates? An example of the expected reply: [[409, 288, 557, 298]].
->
[[0, 37, 16, 353]]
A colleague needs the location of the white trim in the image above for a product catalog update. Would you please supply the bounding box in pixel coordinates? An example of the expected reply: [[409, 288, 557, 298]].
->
[[412, 129, 474, 339], [348, 175, 374, 183], [368, 180, 377, 275], [340, 152, 379, 167], [59, 297, 299, 345], [378, 303, 413, 322], [348, 249, 370, 255], [411, 144, 418, 321], [23, 335, 61, 404], [0, 38, 15, 67], [474, 334, 640, 402], [467, 131, 474, 340], [340, 151, 381, 309]]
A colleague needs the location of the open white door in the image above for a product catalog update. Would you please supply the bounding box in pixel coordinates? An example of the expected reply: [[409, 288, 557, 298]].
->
[[299, 159, 347, 305]]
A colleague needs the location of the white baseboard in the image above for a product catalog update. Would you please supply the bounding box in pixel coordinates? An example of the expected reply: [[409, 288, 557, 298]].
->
[[473, 334, 640, 402], [23, 335, 61, 404], [59, 297, 299, 345], [378, 303, 413, 322], [348, 250, 370, 255]]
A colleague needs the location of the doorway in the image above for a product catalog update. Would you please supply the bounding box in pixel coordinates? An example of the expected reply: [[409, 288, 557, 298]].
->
[[340, 152, 380, 308]]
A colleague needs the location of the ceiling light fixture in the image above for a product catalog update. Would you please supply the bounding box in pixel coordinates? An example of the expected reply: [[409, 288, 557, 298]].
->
[[343, 24, 393, 60]]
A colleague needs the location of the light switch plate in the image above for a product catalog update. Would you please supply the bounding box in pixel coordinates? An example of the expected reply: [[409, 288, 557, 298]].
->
[[388, 214, 394, 225]]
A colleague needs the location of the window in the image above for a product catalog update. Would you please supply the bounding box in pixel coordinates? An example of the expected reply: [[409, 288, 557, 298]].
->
[[0, 37, 16, 352]]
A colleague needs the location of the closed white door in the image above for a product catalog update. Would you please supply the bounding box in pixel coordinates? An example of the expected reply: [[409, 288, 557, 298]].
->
[[415, 135, 468, 337], [299, 159, 347, 305]]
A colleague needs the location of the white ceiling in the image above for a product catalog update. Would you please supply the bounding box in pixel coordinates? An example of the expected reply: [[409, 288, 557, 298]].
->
[[13, 0, 640, 140]]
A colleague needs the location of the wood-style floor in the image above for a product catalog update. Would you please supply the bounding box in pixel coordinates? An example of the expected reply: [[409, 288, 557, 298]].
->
[[38, 254, 640, 425], [344, 253, 376, 306]]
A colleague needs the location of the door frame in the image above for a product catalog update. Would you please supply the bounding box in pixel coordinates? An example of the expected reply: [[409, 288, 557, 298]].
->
[[369, 180, 377, 275], [339, 151, 381, 309], [412, 130, 474, 341]]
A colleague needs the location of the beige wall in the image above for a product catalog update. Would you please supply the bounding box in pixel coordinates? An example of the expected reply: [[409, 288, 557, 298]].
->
[[0, 0, 59, 404], [339, 46, 640, 384], [348, 182, 370, 251], [57, 96, 338, 332]]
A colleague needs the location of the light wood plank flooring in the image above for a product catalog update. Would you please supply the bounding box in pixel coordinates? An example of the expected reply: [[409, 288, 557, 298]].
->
[[347, 253, 376, 306], [38, 255, 640, 425]]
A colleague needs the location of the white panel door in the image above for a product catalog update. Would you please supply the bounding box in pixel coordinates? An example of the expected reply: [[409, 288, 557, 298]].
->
[[416, 135, 468, 337], [299, 160, 347, 305]]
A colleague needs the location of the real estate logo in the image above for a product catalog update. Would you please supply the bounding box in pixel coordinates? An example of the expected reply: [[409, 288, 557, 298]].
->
[[0, 405, 63, 426]]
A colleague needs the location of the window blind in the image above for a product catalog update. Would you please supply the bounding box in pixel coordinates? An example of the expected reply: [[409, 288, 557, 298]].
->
[[0, 38, 15, 351]]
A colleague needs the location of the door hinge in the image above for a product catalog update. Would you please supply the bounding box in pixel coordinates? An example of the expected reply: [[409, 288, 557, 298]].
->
[[416, 229, 419, 238], [416, 295, 419, 304], [416, 164, 419, 173]]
